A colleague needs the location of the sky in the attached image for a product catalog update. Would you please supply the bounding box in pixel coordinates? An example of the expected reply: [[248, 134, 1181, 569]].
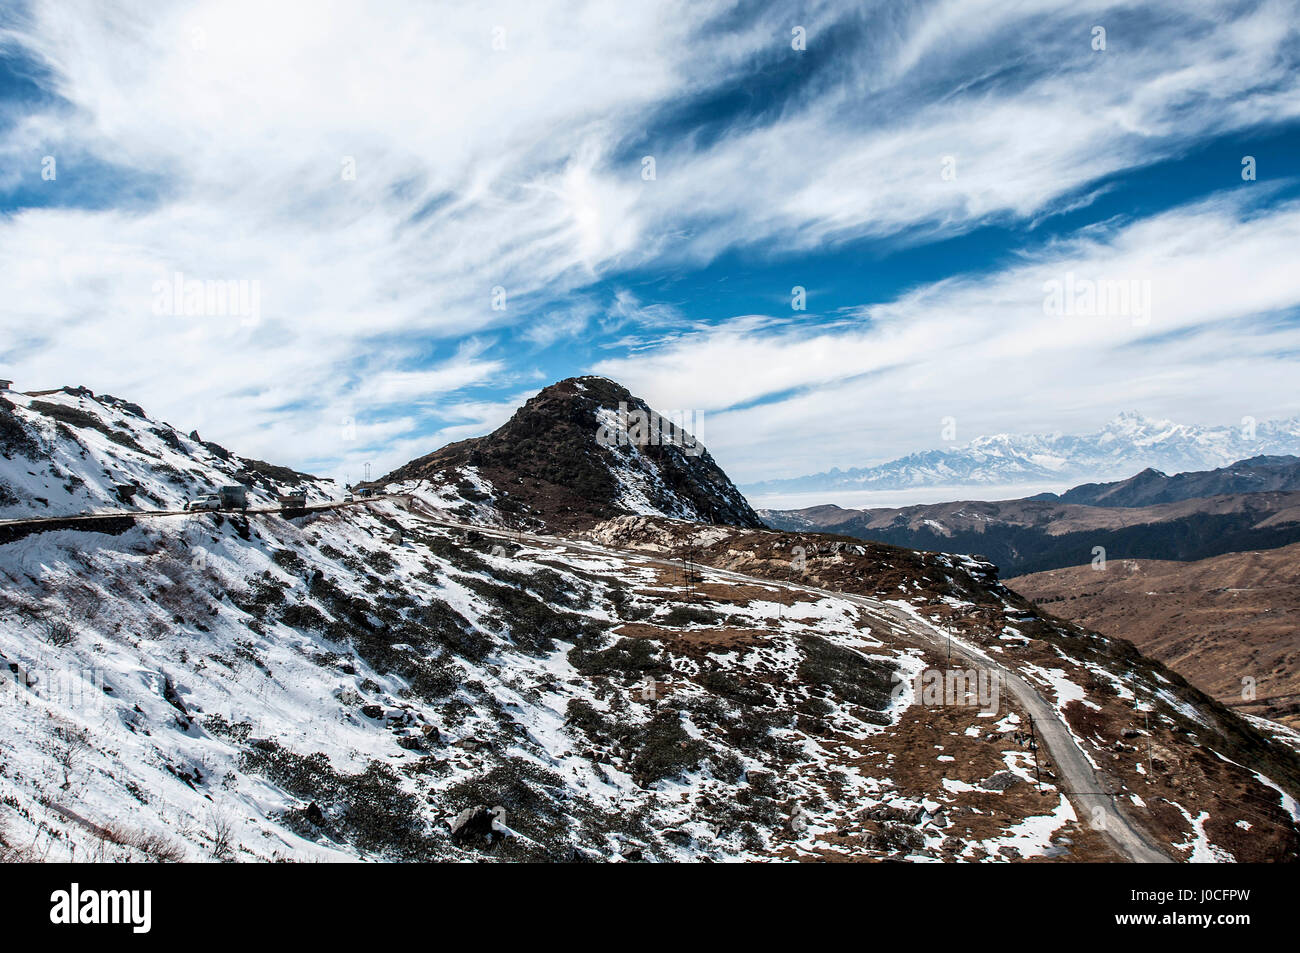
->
[[1, 0, 1299, 488]]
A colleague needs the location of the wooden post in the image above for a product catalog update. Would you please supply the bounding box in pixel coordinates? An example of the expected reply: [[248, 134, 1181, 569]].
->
[[1028, 714, 1041, 792]]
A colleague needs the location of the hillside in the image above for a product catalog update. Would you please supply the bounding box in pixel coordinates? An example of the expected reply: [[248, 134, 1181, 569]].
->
[[1008, 544, 1300, 730], [377, 377, 761, 532], [0, 385, 331, 520], [2, 382, 1299, 863], [761, 487, 1300, 576], [1048, 455, 1300, 508]]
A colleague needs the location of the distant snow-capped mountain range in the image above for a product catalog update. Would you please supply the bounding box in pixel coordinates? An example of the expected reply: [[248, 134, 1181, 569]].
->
[[743, 412, 1300, 495]]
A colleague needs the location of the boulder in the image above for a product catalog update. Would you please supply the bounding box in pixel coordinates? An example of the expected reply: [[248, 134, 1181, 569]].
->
[[980, 770, 1021, 792], [449, 804, 508, 845]]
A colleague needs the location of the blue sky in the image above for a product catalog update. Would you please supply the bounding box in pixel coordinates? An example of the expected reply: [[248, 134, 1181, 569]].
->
[[2, 0, 1299, 487]]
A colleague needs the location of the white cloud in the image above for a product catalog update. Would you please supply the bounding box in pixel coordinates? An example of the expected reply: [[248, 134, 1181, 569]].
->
[[0, 0, 1297, 482], [595, 193, 1300, 481]]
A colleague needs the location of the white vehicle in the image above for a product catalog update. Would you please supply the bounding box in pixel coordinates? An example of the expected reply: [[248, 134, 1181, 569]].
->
[[343, 493, 355, 502], [184, 494, 222, 512]]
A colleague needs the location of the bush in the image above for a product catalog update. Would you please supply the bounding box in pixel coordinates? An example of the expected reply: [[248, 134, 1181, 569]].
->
[[40, 615, 78, 647], [462, 577, 597, 655], [106, 430, 146, 453], [366, 549, 397, 576], [700, 667, 771, 708], [569, 636, 664, 679], [443, 759, 570, 859], [403, 655, 461, 701], [239, 739, 342, 803], [797, 636, 894, 714], [271, 548, 306, 572], [629, 711, 707, 786], [280, 602, 327, 631], [454, 478, 489, 503], [342, 761, 430, 857], [233, 576, 288, 619], [660, 605, 724, 627], [27, 400, 112, 436], [0, 397, 40, 459]]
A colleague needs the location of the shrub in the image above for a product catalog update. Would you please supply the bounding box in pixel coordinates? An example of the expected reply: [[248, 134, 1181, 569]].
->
[[106, 430, 146, 453], [341, 761, 430, 857], [660, 605, 724, 627], [629, 711, 707, 786], [233, 576, 288, 619], [403, 655, 461, 701], [51, 721, 92, 789], [443, 759, 570, 860], [280, 602, 327, 631], [40, 616, 78, 647], [27, 400, 112, 436], [569, 636, 664, 679], [454, 478, 489, 503], [797, 635, 894, 713], [0, 397, 41, 459], [239, 739, 342, 804], [462, 577, 597, 655], [271, 548, 306, 572]]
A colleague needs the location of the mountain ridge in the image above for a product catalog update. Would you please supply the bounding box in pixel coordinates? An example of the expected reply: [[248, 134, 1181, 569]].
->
[[759, 454, 1300, 575], [3, 378, 1300, 863], [745, 412, 1300, 496], [1043, 454, 1300, 507], [1008, 543, 1300, 730]]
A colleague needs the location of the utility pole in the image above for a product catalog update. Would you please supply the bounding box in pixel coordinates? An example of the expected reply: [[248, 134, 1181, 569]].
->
[[1144, 710, 1153, 777], [1027, 714, 1042, 792]]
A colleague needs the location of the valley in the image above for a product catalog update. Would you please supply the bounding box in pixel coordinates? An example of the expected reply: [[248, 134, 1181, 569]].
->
[[3, 379, 1298, 863], [1009, 544, 1300, 730]]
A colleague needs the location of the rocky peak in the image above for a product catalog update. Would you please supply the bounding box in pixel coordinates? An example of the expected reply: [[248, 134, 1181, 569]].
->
[[379, 376, 762, 531]]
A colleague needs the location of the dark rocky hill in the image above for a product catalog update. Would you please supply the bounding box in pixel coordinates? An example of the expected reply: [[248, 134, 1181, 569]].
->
[[378, 376, 762, 531]]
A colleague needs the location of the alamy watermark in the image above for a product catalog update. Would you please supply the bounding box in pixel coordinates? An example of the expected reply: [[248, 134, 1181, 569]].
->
[[1042, 272, 1151, 326], [1, 664, 106, 713], [894, 667, 1001, 715], [595, 402, 703, 457], [152, 271, 261, 326]]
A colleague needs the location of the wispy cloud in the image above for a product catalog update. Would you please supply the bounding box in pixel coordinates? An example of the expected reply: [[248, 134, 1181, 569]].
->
[[0, 0, 1296, 480], [596, 192, 1300, 481]]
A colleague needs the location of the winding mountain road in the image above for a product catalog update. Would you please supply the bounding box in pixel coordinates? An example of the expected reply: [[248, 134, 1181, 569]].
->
[[399, 502, 1173, 864], [0, 493, 1172, 862], [0, 495, 400, 528]]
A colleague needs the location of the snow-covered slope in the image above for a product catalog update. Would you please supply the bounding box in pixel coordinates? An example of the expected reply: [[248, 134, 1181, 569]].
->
[[0, 388, 1094, 862], [3, 384, 1299, 863], [745, 411, 1300, 495], [0, 385, 336, 519]]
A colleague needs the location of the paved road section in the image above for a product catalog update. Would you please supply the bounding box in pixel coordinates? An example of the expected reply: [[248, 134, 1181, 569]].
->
[[0, 492, 1172, 861]]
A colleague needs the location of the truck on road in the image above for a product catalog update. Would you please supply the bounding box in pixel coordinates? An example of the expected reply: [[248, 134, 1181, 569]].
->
[[278, 491, 308, 511], [185, 486, 248, 512]]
